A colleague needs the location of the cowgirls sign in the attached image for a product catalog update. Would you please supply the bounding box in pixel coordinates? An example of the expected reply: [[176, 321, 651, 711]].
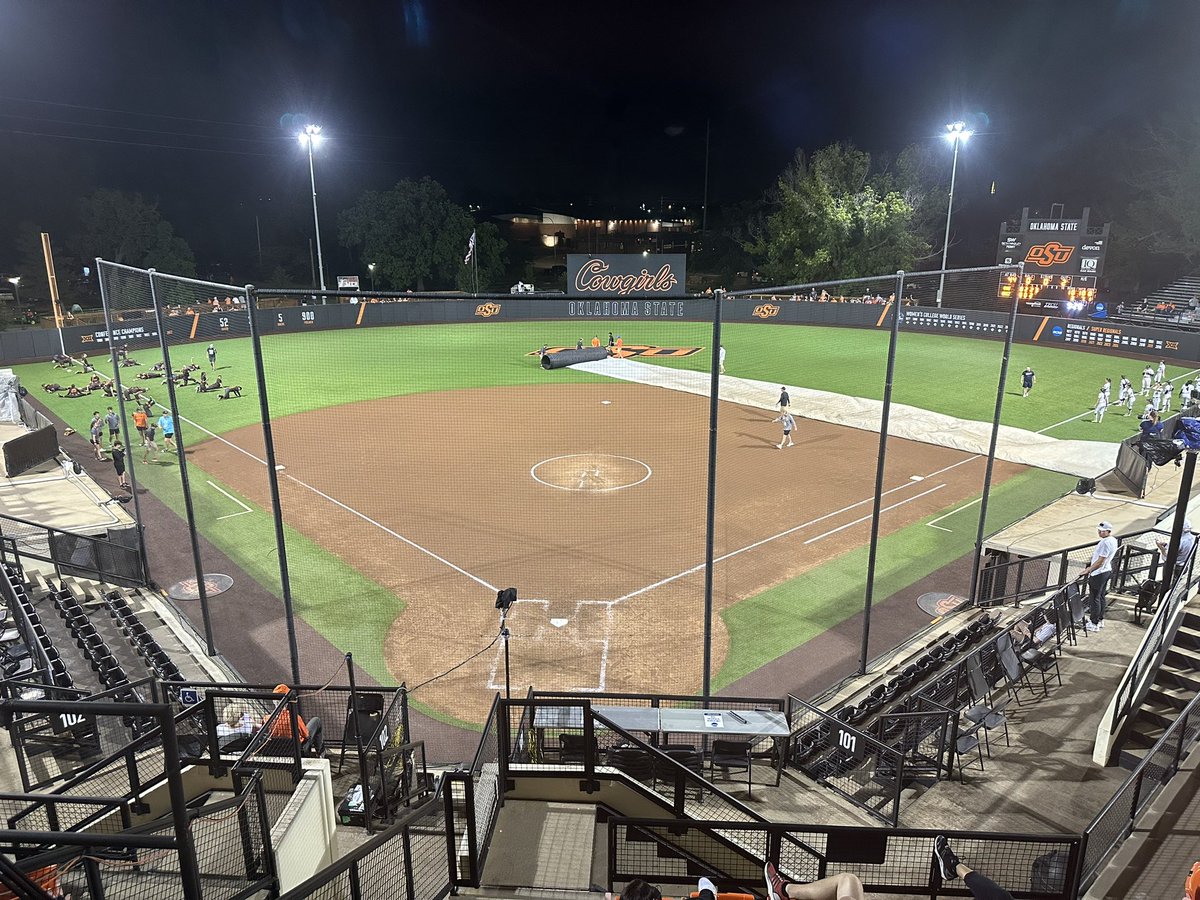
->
[[567, 254, 686, 298]]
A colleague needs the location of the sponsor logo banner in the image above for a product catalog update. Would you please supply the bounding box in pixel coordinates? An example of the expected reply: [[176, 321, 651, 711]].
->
[[475, 303, 502, 318], [567, 254, 686, 297], [1025, 241, 1075, 267], [527, 344, 701, 358], [752, 304, 780, 318], [565, 299, 686, 317]]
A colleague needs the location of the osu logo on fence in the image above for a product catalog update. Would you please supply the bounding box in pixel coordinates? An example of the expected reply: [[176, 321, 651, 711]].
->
[[1025, 242, 1074, 267], [752, 304, 780, 319], [475, 303, 501, 318]]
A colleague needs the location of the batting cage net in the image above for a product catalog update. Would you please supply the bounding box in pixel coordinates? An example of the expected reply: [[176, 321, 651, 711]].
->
[[62, 260, 1105, 762]]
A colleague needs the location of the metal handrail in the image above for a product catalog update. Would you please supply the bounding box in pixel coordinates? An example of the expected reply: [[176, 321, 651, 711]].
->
[[276, 786, 449, 900], [1106, 566, 1199, 735]]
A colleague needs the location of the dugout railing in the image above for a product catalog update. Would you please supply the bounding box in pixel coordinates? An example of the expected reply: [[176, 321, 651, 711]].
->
[[975, 527, 1164, 608], [608, 818, 1083, 899], [0, 512, 146, 588]]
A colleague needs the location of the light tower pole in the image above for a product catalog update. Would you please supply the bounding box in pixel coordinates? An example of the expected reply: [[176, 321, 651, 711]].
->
[[936, 121, 973, 308], [298, 124, 327, 301]]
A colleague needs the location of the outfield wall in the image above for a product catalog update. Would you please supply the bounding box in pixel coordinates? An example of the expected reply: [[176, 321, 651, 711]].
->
[[0, 298, 1194, 364]]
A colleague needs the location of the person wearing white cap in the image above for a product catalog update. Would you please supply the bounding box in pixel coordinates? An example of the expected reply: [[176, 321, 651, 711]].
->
[[1156, 520, 1196, 582], [1079, 522, 1118, 630]]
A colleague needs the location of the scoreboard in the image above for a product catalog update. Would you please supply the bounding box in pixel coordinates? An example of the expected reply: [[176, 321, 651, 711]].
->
[[999, 272, 1098, 315], [997, 207, 1110, 277], [1036, 320, 1177, 354]]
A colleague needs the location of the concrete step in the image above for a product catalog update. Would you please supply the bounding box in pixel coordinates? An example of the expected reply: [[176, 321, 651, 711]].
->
[[1136, 703, 1179, 732], [1175, 623, 1200, 652], [1146, 683, 1197, 710], [1126, 724, 1167, 752], [1158, 662, 1200, 693]]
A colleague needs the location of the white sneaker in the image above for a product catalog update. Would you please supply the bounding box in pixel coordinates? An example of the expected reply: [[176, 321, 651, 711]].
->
[[698, 877, 717, 897], [777, 443, 783, 449], [787, 441, 794, 447], [1085, 622, 1101, 633]]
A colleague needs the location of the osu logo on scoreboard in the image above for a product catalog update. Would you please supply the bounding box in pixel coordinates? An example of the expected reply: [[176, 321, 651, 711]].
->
[[1025, 241, 1074, 267], [475, 303, 501, 318], [752, 304, 780, 319]]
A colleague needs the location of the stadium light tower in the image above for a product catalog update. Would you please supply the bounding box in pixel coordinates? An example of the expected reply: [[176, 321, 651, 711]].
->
[[936, 121, 973, 308], [297, 124, 327, 298]]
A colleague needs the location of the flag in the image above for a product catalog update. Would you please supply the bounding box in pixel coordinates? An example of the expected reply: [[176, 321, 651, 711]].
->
[[464, 229, 476, 264]]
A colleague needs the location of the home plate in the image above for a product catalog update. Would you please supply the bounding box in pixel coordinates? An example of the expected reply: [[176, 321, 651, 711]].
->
[[550, 618, 569, 628]]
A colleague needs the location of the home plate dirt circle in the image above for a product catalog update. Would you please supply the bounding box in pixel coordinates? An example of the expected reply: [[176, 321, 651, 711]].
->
[[530, 453, 652, 492]]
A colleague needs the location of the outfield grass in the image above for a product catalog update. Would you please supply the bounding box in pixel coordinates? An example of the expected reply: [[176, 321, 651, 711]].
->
[[14, 318, 1163, 715]]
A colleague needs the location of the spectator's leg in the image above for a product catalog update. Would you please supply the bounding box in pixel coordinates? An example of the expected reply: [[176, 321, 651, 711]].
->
[[783, 873, 864, 900], [963, 869, 1015, 900]]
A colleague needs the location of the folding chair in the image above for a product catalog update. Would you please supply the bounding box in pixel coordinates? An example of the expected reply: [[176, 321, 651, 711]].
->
[[954, 720, 986, 782], [709, 739, 753, 797]]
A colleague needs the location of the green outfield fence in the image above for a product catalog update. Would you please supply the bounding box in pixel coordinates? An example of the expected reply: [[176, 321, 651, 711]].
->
[[84, 258, 1139, 757]]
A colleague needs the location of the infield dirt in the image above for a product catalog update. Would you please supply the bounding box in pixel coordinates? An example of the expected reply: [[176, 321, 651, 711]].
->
[[192, 382, 1022, 722]]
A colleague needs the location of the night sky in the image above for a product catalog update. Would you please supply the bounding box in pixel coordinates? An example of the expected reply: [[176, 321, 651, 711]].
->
[[0, 0, 1196, 275]]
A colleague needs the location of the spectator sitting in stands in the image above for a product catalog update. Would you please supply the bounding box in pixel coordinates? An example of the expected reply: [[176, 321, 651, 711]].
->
[[265, 684, 324, 754], [1139, 409, 1164, 440], [216, 385, 242, 400], [608, 877, 739, 900], [216, 702, 256, 749], [61, 385, 85, 398]]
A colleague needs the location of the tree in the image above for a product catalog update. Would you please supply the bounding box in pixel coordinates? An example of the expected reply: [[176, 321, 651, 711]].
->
[[336, 177, 506, 292], [1120, 117, 1200, 284], [73, 189, 197, 275], [743, 143, 938, 285]]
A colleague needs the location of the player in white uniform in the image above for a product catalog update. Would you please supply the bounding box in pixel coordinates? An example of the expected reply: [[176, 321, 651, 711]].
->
[[1157, 360, 1167, 384], [1164, 380, 1175, 413], [1151, 383, 1164, 413], [1142, 365, 1154, 396], [1183, 380, 1194, 409], [1092, 388, 1109, 423], [1123, 382, 1137, 416], [1102, 378, 1112, 403]]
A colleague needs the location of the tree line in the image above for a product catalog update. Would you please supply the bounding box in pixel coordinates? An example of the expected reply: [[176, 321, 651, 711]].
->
[[9, 120, 1200, 306]]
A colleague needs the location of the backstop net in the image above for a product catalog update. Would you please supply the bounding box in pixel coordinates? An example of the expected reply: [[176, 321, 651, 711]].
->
[[78, 261, 1104, 762]]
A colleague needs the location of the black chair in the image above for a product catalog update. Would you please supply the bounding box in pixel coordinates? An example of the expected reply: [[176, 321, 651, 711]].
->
[[953, 720, 986, 782], [996, 634, 1035, 702], [558, 733, 598, 765], [658, 745, 705, 799], [608, 746, 655, 784], [709, 739, 753, 797], [1020, 641, 1062, 696]]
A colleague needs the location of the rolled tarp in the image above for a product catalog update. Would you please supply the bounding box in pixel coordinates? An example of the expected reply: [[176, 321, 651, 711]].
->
[[541, 346, 610, 370]]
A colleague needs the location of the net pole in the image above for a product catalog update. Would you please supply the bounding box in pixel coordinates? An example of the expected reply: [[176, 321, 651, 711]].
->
[[245, 287, 302, 684], [969, 263, 1023, 603], [858, 271, 905, 675], [702, 290, 724, 699], [148, 272, 217, 656], [95, 260, 150, 584]]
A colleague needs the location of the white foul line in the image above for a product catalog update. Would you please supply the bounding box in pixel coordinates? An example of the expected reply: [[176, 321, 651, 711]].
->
[[207, 480, 253, 520], [1035, 367, 1200, 435], [94, 361, 496, 593], [614, 455, 981, 603], [926, 496, 983, 532], [803, 484, 947, 544]]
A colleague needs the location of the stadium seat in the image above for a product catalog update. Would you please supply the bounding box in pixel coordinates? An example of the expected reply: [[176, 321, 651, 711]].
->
[[709, 740, 753, 797]]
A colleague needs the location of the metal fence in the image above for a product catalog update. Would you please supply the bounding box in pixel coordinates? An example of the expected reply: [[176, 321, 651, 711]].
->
[[83, 259, 1064, 748], [0, 511, 145, 587], [975, 528, 1161, 607], [277, 790, 452, 900], [609, 818, 1083, 899], [1082, 687, 1200, 890]]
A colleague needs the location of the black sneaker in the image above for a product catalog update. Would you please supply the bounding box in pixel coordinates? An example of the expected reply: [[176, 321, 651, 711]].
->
[[764, 861, 786, 900], [934, 835, 961, 881]]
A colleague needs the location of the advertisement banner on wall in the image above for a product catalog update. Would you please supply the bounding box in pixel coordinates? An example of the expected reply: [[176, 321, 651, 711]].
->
[[566, 254, 686, 298]]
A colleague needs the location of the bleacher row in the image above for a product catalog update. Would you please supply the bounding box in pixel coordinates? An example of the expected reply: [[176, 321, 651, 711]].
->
[[1, 562, 183, 713], [793, 590, 1079, 787]]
